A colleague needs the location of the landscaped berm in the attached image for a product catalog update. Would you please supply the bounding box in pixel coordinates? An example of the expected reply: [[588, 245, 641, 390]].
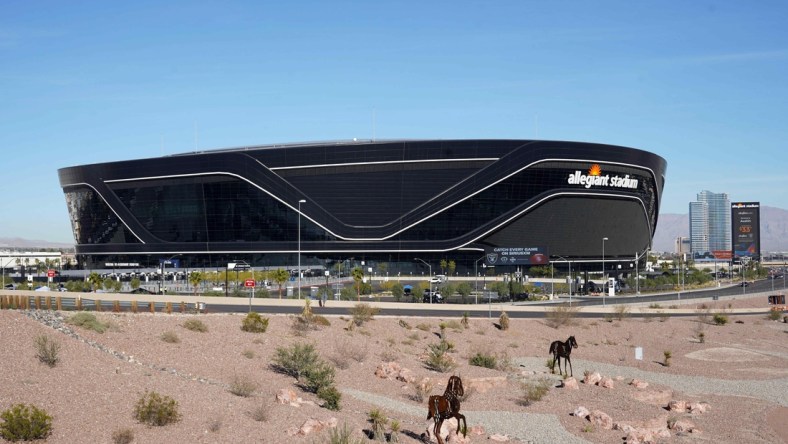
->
[[1, 296, 786, 443]]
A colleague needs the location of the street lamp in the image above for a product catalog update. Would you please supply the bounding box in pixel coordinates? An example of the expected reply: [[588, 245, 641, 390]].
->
[[159, 254, 181, 295], [298, 199, 306, 300], [602, 237, 608, 306], [474, 255, 485, 305], [414, 258, 432, 303]]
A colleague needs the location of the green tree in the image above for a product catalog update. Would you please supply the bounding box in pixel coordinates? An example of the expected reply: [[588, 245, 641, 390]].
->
[[271, 268, 290, 299], [447, 260, 456, 278], [351, 267, 364, 301], [457, 281, 472, 303], [439, 259, 448, 275], [87, 272, 102, 292], [189, 271, 204, 296], [390, 282, 404, 302], [130, 277, 141, 290]]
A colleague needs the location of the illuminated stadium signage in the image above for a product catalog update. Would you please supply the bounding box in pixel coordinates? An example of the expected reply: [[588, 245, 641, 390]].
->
[[484, 246, 548, 266], [567, 164, 639, 189], [731, 202, 760, 260]]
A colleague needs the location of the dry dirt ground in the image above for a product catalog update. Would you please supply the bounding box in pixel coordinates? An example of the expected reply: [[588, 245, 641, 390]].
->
[[1, 294, 786, 443]]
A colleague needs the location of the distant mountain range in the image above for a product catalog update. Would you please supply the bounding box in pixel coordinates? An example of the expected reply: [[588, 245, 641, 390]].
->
[[652, 205, 788, 253], [0, 237, 74, 250]]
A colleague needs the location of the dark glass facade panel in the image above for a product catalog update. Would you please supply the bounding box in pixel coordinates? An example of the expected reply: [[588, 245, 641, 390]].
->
[[394, 161, 654, 242], [64, 187, 140, 245], [111, 176, 334, 244]]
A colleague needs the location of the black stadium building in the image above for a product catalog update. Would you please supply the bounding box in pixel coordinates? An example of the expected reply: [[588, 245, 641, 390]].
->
[[58, 139, 666, 274]]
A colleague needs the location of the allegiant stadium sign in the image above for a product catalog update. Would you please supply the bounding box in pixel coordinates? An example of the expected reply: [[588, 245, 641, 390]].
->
[[567, 164, 639, 190]]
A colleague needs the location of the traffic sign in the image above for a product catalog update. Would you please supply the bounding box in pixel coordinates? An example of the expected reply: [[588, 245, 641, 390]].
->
[[47, 270, 56, 278], [244, 279, 255, 288]]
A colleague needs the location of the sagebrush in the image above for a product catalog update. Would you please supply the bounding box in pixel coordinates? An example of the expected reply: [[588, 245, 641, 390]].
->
[[35, 334, 60, 368], [241, 312, 269, 333], [0, 404, 53, 442], [134, 391, 181, 426]]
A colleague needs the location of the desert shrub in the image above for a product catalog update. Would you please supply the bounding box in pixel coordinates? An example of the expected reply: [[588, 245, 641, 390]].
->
[[250, 403, 268, 422], [663, 350, 672, 367], [713, 313, 729, 325], [317, 385, 342, 411], [460, 312, 470, 329], [613, 305, 630, 321], [411, 379, 434, 403], [182, 318, 208, 333], [318, 422, 363, 444], [229, 375, 258, 397], [398, 319, 411, 329], [272, 342, 320, 380], [389, 419, 401, 443], [67, 312, 109, 333], [368, 409, 388, 442], [134, 391, 181, 426], [111, 428, 134, 444], [35, 334, 60, 368], [330, 341, 367, 369], [648, 303, 663, 309], [241, 312, 269, 333], [350, 303, 379, 326], [469, 351, 497, 369], [425, 339, 456, 372], [545, 304, 579, 328], [303, 361, 336, 393], [519, 377, 551, 406], [0, 404, 53, 441], [498, 311, 510, 330], [312, 315, 331, 326], [207, 417, 222, 432], [767, 309, 782, 321], [160, 331, 180, 343], [443, 320, 463, 330], [415, 323, 431, 331], [242, 349, 255, 359]]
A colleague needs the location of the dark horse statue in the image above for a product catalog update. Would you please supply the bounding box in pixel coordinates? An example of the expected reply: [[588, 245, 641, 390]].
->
[[426, 375, 467, 444], [549, 335, 579, 376]]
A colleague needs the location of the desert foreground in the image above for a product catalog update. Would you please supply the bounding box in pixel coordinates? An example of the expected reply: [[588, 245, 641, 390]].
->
[[1, 294, 786, 444]]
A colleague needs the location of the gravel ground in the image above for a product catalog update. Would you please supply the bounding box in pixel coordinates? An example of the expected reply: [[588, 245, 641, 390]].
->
[[0, 293, 786, 443]]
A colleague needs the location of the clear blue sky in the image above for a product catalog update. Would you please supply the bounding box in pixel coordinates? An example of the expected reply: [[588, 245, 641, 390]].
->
[[2, 1, 787, 243]]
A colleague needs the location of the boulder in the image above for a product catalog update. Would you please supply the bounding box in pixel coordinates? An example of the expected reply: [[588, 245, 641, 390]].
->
[[468, 425, 486, 436], [287, 417, 338, 436], [671, 419, 697, 433], [630, 379, 649, 389], [583, 371, 602, 385], [488, 434, 510, 442], [425, 417, 467, 444], [668, 400, 688, 412], [689, 401, 710, 414], [598, 377, 615, 389], [589, 410, 613, 430], [562, 377, 579, 390], [397, 368, 416, 383], [276, 388, 302, 407], [625, 429, 657, 444], [375, 361, 402, 380], [573, 406, 590, 418]]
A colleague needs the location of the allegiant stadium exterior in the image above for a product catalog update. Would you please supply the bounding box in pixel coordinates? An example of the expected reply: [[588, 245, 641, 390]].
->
[[58, 139, 666, 273]]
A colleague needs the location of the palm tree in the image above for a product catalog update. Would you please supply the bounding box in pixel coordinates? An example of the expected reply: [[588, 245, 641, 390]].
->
[[351, 266, 364, 301], [440, 259, 448, 275], [271, 268, 290, 299], [447, 260, 456, 278], [189, 271, 204, 296], [87, 272, 102, 292]]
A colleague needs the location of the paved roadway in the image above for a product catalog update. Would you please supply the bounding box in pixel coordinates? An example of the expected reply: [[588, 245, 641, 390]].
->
[[3, 278, 783, 319]]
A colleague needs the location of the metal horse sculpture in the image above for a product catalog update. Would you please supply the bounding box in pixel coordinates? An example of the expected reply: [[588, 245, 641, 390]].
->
[[426, 375, 467, 444], [549, 335, 579, 377]]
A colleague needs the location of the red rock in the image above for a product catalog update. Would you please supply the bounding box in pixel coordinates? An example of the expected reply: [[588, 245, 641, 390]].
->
[[275, 388, 299, 406], [375, 361, 402, 379], [598, 377, 615, 389], [397, 367, 416, 383], [630, 379, 649, 389], [583, 371, 602, 385], [689, 401, 709, 414], [468, 425, 485, 436], [668, 400, 688, 412], [562, 377, 579, 390], [573, 406, 590, 418], [488, 434, 510, 442], [671, 419, 696, 433], [626, 429, 656, 444], [589, 410, 613, 430]]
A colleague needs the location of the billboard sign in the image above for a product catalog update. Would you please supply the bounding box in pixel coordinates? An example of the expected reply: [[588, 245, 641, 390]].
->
[[731, 202, 760, 260], [484, 246, 548, 266]]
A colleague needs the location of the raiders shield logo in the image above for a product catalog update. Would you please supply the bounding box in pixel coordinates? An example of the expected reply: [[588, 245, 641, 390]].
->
[[486, 253, 498, 264]]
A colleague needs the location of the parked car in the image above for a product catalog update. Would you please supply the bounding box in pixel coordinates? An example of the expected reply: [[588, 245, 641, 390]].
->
[[127, 287, 155, 294], [739, 281, 750, 287], [423, 290, 443, 303]]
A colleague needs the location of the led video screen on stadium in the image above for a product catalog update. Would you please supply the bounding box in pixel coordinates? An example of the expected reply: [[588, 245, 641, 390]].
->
[[731, 202, 760, 260]]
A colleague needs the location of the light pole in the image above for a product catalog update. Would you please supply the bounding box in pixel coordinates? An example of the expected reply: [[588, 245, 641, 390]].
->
[[159, 254, 181, 295], [474, 255, 485, 305], [602, 237, 608, 306], [297, 199, 306, 300], [414, 258, 432, 303]]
